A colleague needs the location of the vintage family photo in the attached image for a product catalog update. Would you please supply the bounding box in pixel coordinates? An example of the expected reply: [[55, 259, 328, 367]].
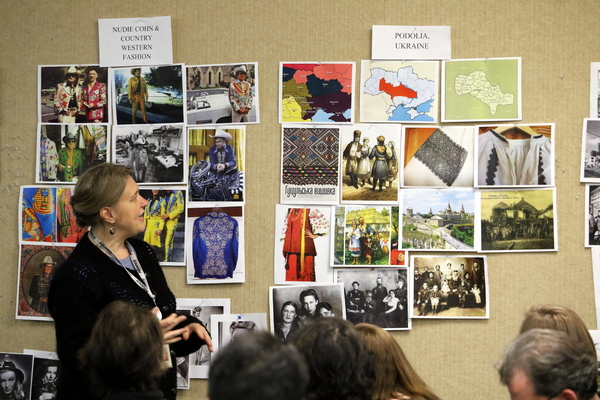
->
[[273, 205, 332, 284], [335, 267, 410, 330], [188, 127, 245, 204], [186, 63, 259, 125], [111, 65, 184, 125], [340, 124, 400, 203], [402, 126, 474, 187], [270, 283, 345, 344], [39, 65, 110, 124], [411, 255, 488, 319], [332, 206, 393, 266], [37, 124, 109, 183], [186, 206, 244, 284]]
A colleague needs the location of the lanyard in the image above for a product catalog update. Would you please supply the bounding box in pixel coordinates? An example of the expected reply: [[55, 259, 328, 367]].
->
[[88, 231, 161, 319]]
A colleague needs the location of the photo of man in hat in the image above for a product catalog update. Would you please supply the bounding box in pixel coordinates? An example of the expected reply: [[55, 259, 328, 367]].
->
[[130, 136, 149, 182], [128, 68, 148, 124], [53, 66, 82, 123], [209, 128, 237, 173], [229, 67, 253, 123], [29, 256, 56, 314], [57, 131, 83, 182]]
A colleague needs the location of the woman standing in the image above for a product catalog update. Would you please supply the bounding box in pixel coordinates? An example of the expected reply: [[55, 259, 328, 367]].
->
[[274, 301, 301, 344], [348, 221, 362, 265], [49, 163, 211, 400], [382, 290, 402, 327]]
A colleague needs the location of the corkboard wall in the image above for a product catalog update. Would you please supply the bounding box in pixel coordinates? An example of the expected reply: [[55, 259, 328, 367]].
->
[[0, 1, 596, 399]]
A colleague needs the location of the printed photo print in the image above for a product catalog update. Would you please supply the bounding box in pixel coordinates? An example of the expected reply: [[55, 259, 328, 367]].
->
[[17, 244, 74, 320], [340, 124, 401, 203], [273, 205, 332, 284], [37, 124, 109, 183], [402, 125, 475, 187], [186, 63, 259, 124], [39, 65, 110, 124], [401, 188, 476, 251], [112, 124, 185, 184], [477, 124, 554, 187], [281, 125, 340, 204], [23, 350, 61, 400], [587, 184, 600, 247], [188, 126, 245, 204], [211, 314, 268, 353], [21, 186, 87, 244], [177, 298, 230, 379], [270, 283, 345, 344], [479, 188, 557, 252], [111, 65, 184, 125], [580, 119, 600, 182], [280, 62, 355, 123], [411, 255, 488, 319], [332, 206, 392, 266], [0, 353, 34, 400], [186, 206, 244, 284], [335, 267, 410, 330], [130, 187, 186, 264]]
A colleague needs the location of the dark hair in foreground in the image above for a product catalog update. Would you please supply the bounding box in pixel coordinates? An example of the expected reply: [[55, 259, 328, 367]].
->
[[355, 323, 441, 400], [70, 163, 133, 228], [208, 331, 309, 400], [292, 317, 375, 400], [78, 301, 165, 398], [497, 328, 598, 400]]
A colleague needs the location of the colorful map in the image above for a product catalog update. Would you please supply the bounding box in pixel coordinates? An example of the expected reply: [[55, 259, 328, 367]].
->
[[280, 63, 354, 123], [443, 58, 521, 122], [360, 60, 439, 123]]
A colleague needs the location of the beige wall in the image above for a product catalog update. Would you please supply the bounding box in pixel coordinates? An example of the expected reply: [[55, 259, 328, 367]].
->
[[0, 1, 596, 399]]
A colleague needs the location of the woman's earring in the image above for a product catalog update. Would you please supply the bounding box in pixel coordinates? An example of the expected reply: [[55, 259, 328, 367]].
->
[[109, 224, 115, 235]]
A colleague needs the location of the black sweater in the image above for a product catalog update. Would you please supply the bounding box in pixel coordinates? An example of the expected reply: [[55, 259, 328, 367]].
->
[[48, 234, 205, 400]]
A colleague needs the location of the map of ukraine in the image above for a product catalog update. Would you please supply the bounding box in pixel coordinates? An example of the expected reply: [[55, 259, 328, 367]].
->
[[281, 63, 353, 122], [454, 70, 514, 116], [363, 66, 436, 121]]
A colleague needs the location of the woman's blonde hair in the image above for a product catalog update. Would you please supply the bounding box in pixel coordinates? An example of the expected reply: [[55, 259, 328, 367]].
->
[[70, 163, 132, 228], [519, 304, 596, 358], [355, 323, 441, 400]]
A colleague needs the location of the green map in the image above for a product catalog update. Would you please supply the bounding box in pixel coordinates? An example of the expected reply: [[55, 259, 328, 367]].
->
[[443, 58, 521, 122]]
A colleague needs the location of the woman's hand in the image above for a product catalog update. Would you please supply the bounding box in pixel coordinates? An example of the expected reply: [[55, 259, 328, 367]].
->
[[186, 322, 214, 352], [154, 310, 188, 344]]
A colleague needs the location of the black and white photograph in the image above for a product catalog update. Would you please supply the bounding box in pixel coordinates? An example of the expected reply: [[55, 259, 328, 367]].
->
[[335, 267, 410, 330], [110, 65, 185, 125], [477, 124, 554, 187], [0, 353, 34, 400], [269, 283, 345, 344], [112, 124, 185, 184], [188, 126, 245, 204], [273, 205, 332, 284], [176, 298, 230, 379], [478, 188, 557, 252], [38, 65, 110, 124], [581, 119, 600, 182], [186, 63, 259, 125], [23, 350, 61, 400], [130, 187, 186, 264], [36, 124, 109, 184], [402, 125, 475, 187], [411, 255, 488, 319], [586, 184, 600, 247], [210, 314, 268, 353], [186, 206, 244, 284]]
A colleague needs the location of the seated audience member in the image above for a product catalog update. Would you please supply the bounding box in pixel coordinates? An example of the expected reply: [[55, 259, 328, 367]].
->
[[292, 317, 375, 400], [497, 329, 599, 400], [355, 323, 441, 400], [519, 304, 597, 358], [78, 301, 167, 399], [208, 331, 308, 400]]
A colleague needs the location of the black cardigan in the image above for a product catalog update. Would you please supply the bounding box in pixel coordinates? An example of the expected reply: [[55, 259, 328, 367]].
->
[[48, 234, 205, 400]]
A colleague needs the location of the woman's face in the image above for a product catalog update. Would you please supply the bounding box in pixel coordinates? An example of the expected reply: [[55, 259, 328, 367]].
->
[[110, 176, 149, 237], [0, 371, 16, 394], [282, 304, 297, 323]]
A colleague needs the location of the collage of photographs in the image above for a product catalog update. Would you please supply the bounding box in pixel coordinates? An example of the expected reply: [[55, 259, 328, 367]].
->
[[12, 52, 564, 393]]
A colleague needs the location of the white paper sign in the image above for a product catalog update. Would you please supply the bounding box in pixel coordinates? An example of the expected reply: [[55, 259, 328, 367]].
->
[[98, 16, 173, 67], [372, 25, 451, 60]]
